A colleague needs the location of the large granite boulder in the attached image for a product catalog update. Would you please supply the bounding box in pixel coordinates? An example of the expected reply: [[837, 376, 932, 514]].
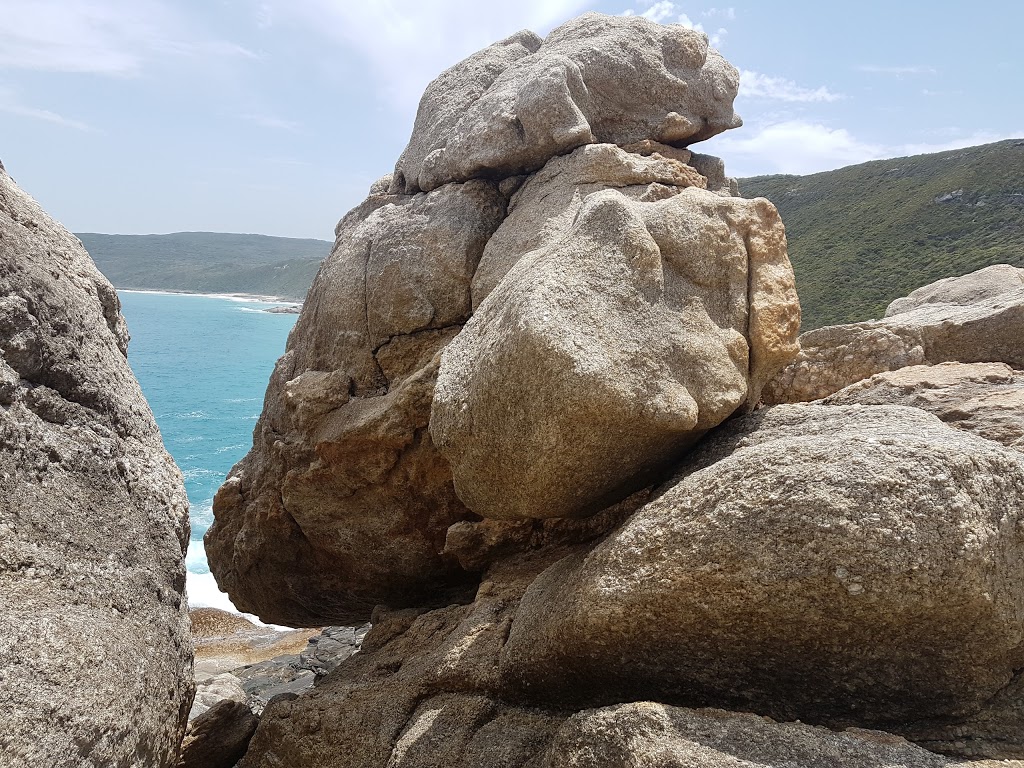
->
[[765, 264, 1024, 403], [432, 184, 798, 520], [501, 405, 1024, 727], [391, 13, 741, 194], [206, 12, 787, 624], [0, 166, 193, 764]]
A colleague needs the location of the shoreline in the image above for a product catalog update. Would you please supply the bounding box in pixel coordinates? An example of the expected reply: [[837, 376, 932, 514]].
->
[[117, 287, 303, 305]]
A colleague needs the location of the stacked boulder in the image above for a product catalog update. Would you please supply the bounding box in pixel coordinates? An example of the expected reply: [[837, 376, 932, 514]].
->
[[206, 12, 1024, 768], [0, 164, 194, 764]]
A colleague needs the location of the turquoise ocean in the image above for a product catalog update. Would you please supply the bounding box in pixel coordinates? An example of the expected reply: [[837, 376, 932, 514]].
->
[[118, 290, 298, 613]]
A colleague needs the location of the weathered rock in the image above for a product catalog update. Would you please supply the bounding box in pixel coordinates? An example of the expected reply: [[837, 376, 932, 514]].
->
[[190, 673, 248, 720], [391, 13, 741, 194], [822, 362, 1024, 452], [547, 703, 959, 768], [762, 322, 926, 403], [233, 657, 315, 716], [471, 142, 709, 307], [501, 405, 1024, 727], [432, 187, 799, 520], [298, 624, 369, 679], [205, 180, 505, 626], [765, 265, 1024, 403], [0, 167, 192, 763], [690, 151, 740, 196], [886, 264, 1024, 317], [237, 561, 567, 768], [177, 700, 259, 768]]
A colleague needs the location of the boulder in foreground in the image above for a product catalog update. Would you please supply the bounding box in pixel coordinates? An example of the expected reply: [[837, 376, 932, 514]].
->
[[0, 165, 193, 765], [502, 405, 1024, 726]]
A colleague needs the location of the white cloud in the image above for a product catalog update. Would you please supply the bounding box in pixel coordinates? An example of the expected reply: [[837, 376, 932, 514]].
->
[[0, 0, 256, 75], [704, 121, 885, 176], [622, 3, 728, 46], [740, 70, 842, 103], [266, 0, 590, 115], [858, 65, 938, 75], [241, 113, 301, 131], [893, 131, 1024, 157], [702, 122, 1024, 178], [623, 1, 677, 22], [703, 7, 736, 20], [0, 87, 92, 130]]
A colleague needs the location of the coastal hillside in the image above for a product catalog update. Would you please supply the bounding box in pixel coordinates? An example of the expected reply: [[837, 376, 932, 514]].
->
[[78, 231, 331, 300], [742, 139, 1024, 329]]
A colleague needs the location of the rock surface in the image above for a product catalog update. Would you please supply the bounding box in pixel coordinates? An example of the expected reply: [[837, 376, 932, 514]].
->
[[177, 700, 259, 768], [205, 181, 505, 626], [547, 703, 961, 768], [501, 405, 1024, 726], [885, 264, 1024, 317], [432, 186, 798, 520], [391, 13, 741, 194], [822, 362, 1024, 452], [0, 166, 193, 764], [765, 264, 1024, 403], [191, 672, 248, 721]]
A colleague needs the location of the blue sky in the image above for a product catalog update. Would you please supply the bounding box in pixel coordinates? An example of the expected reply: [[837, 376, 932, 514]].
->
[[1, 0, 1021, 239]]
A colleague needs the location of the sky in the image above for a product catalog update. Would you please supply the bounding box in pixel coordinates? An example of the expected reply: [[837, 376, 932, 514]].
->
[[0, 0, 1021, 240]]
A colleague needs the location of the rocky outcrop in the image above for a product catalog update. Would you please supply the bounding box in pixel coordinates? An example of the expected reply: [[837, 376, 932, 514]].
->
[[765, 264, 1024, 403], [192, 607, 320, 677], [391, 13, 741, 194], [823, 362, 1024, 452], [0, 167, 193, 763], [206, 13, 1024, 768], [206, 11, 796, 625]]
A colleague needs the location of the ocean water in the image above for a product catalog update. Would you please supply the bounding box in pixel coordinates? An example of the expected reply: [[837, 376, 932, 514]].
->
[[118, 290, 298, 613]]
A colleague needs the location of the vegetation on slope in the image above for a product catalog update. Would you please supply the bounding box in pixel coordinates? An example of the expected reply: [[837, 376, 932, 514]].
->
[[78, 231, 331, 300], [741, 139, 1024, 330]]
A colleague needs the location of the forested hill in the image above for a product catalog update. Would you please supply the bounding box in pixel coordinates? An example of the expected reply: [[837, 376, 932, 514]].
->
[[741, 139, 1024, 330], [78, 231, 331, 300]]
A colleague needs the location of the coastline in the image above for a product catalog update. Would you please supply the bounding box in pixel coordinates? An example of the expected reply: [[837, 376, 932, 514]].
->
[[117, 287, 303, 305]]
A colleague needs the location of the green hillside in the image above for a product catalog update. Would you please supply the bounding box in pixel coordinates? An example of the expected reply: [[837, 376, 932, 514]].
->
[[78, 231, 331, 300], [741, 139, 1024, 330]]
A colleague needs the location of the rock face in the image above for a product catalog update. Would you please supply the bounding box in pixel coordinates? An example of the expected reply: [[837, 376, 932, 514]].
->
[[0, 167, 193, 764], [205, 181, 506, 626], [432, 185, 797, 520], [501, 404, 1024, 726], [765, 264, 1024, 403], [391, 13, 741, 194], [206, 12, 798, 625]]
